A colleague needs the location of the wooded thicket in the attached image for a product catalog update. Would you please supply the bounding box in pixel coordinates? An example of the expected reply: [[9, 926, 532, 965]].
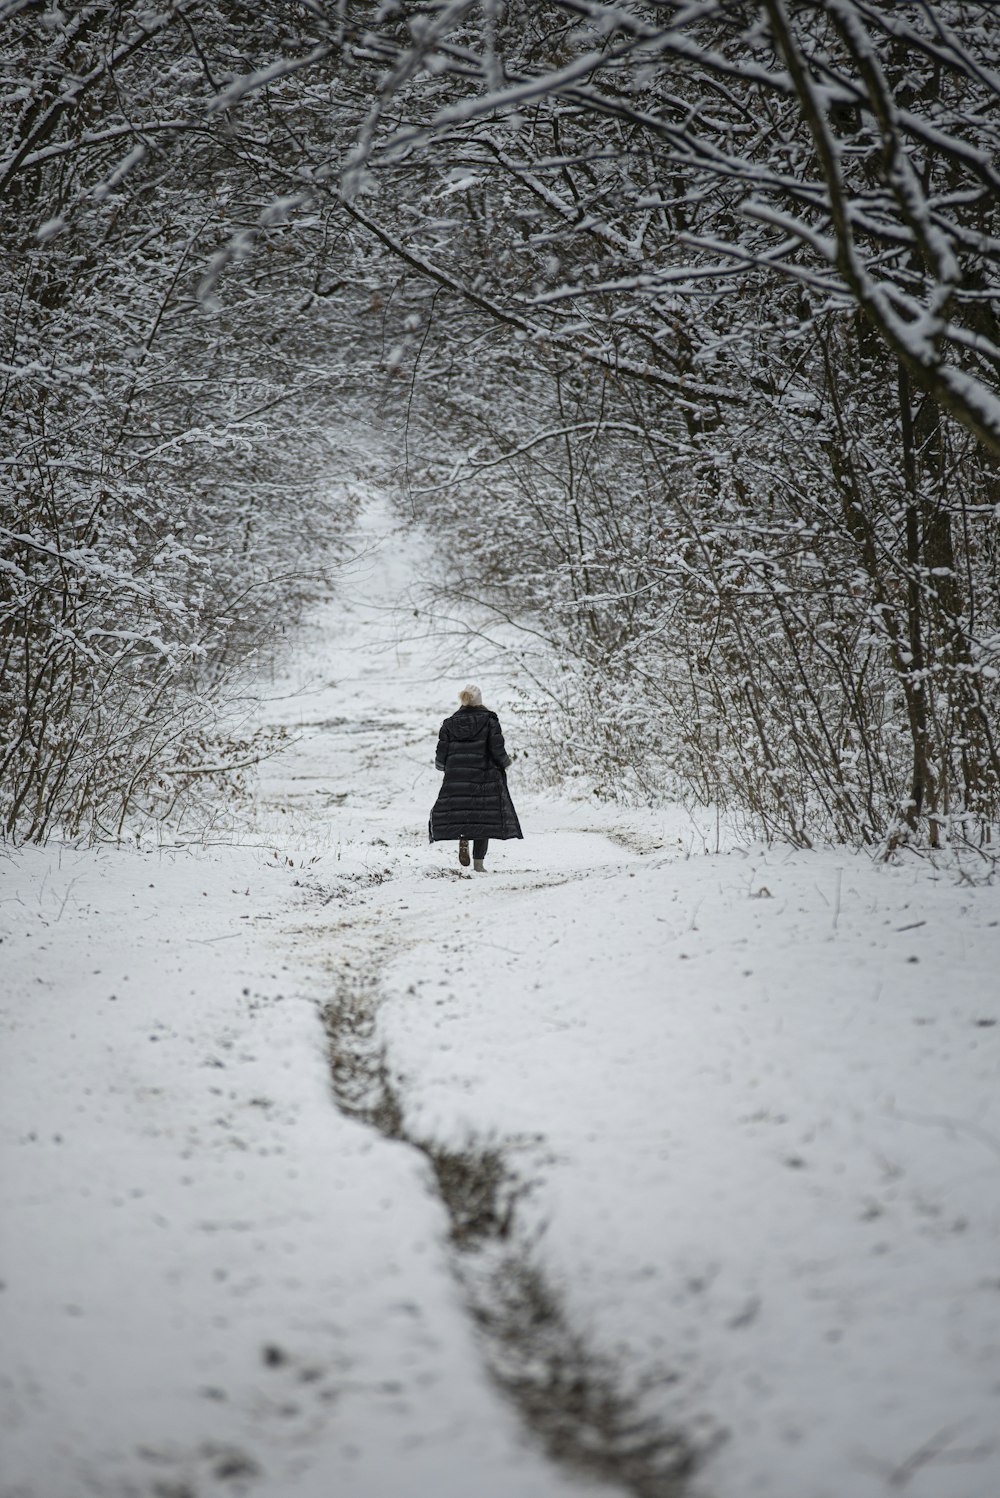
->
[[3, 2, 999, 847]]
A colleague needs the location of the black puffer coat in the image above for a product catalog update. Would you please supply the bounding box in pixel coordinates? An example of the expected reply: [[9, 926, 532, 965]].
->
[[429, 705, 523, 842]]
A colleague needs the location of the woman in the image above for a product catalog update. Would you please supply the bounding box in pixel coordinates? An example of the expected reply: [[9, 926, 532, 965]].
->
[[429, 685, 523, 871]]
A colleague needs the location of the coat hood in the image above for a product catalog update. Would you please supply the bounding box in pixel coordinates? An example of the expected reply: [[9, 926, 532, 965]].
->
[[447, 705, 494, 741]]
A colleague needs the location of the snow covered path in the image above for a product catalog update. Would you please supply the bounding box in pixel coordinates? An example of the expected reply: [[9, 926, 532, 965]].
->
[[3, 498, 1000, 1498]]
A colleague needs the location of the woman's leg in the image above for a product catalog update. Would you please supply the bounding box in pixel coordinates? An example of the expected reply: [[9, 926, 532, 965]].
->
[[472, 838, 489, 861]]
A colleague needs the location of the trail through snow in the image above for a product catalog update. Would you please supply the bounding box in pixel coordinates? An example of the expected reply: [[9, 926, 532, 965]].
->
[[2, 497, 999, 1498]]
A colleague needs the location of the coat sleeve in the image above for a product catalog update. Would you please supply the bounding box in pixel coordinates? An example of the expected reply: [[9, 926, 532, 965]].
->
[[435, 722, 449, 771], [487, 715, 512, 770]]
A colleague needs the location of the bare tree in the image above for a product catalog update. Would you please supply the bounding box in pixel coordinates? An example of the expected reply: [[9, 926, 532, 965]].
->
[[3, 2, 997, 845]]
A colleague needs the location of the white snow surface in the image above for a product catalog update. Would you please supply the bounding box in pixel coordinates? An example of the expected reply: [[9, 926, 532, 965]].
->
[[2, 496, 999, 1498]]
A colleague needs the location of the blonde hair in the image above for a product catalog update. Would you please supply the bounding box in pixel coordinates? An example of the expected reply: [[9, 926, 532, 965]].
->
[[459, 684, 483, 707]]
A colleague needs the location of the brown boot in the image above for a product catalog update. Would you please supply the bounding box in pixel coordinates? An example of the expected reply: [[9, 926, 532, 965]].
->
[[458, 838, 470, 867]]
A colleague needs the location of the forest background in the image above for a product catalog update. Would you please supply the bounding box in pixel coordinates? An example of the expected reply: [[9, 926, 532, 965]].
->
[[3, 0, 1000, 852]]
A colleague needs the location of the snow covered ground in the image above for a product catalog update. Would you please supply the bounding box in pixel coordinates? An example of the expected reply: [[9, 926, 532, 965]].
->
[[2, 497, 999, 1498]]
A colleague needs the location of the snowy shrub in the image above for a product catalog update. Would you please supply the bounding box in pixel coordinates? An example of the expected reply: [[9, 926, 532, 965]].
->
[[352, 0, 1000, 848], [0, 7, 377, 840]]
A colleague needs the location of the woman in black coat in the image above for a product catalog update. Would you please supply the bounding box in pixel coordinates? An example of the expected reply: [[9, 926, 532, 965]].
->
[[429, 685, 523, 871]]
